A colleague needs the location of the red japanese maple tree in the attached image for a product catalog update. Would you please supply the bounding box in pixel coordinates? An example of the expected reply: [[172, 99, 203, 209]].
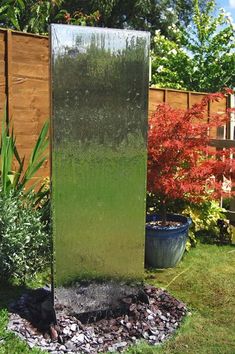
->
[[147, 91, 235, 225]]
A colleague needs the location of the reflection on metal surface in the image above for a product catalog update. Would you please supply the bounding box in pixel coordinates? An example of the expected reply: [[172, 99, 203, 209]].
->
[[51, 25, 150, 285]]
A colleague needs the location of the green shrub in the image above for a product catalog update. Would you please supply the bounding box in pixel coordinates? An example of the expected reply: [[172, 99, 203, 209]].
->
[[182, 200, 232, 247], [0, 191, 50, 283]]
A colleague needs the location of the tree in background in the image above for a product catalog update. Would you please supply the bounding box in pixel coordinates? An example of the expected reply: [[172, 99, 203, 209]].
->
[[0, 0, 207, 37], [151, 0, 235, 92], [0, 0, 61, 34], [62, 0, 198, 38], [0, 0, 100, 34]]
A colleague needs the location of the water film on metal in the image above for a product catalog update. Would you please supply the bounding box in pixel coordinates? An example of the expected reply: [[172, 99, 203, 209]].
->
[[50, 24, 150, 285]]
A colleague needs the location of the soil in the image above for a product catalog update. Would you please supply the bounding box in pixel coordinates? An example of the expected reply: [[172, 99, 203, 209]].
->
[[146, 221, 183, 228]]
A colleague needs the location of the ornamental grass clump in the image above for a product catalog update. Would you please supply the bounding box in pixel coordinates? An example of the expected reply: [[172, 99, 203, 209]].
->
[[0, 113, 49, 196], [147, 91, 235, 225]]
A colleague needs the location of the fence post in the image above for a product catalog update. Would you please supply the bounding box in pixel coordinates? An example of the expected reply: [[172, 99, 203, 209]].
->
[[6, 29, 13, 121], [187, 91, 191, 109], [164, 89, 168, 103]]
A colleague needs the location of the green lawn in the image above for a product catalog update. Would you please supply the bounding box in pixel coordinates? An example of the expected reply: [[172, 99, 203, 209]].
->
[[0, 244, 235, 354], [128, 243, 235, 354]]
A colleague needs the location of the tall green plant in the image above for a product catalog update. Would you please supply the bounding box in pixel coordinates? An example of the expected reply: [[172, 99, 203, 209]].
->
[[0, 114, 49, 195]]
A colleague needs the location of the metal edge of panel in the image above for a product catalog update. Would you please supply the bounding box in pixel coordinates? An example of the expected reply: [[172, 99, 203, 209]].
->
[[49, 24, 55, 301]]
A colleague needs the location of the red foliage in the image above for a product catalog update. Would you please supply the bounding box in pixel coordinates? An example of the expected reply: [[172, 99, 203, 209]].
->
[[147, 92, 235, 209], [64, 12, 71, 22]]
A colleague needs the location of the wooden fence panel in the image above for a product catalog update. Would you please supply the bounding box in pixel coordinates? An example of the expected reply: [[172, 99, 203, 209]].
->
[[0, 28, 50, 182], [0, 31, 6, 120], [148, 88, 165, 117], [149, 88, 228, 139], [167, 90, 188, 109]]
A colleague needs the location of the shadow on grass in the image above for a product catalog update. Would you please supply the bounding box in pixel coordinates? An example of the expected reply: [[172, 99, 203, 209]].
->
[[0, 281, 29, 309], [0, 268, 52, 309], [145, 267, 174, 281]]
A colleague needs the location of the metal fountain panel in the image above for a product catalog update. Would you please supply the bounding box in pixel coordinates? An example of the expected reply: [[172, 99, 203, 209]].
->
[[51, 25, 150, 285]]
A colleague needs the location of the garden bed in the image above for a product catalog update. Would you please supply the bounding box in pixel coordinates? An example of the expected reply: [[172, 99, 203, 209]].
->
[[8, 285, 186, 353]]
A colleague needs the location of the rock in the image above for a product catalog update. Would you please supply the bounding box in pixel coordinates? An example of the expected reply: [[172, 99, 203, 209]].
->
[[129, 303, 137, 312], [65, 340, 77, 351], [77, 333, 85, 343], [71, 335, 78, 343], [160, 315, 168, 322], [50, 325, 58, 341], [63, 327, 71, 336], [108, 346, 116, 352], [44, 332, 50, 340], [59, 345, 66, 351], [155, 310, 162, 316], [58, 334, 64, 344], [116, 341, 127, 348], [142, 331, 149, 339], [70, 323, 77, 332], [150, 328, 159, 335], [86, 327, 94, 336], [40, 338, 48, 346], [177, 303, 185, 309], [149, 335, 157, 341], [47, 344, 57, 351]]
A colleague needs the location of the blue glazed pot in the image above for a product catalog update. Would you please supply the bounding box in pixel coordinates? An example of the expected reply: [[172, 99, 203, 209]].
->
[[145, 213, 192, 268]]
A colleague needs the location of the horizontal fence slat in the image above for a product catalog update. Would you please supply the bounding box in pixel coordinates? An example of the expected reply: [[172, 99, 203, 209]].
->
[[209, 139, 235, 149]]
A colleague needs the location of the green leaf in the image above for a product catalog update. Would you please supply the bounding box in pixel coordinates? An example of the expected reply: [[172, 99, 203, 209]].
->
[[0, 107, 48, 195], [17, 0, 25, 10]]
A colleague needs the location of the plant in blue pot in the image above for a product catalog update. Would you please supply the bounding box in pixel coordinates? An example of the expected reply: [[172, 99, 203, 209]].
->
[[146, 91, 234, 268]]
